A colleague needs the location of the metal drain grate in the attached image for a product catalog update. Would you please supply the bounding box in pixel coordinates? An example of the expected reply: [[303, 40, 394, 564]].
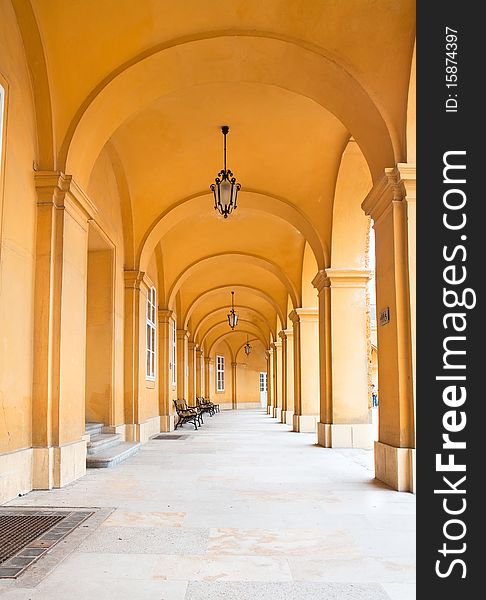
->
[[0, 509, 93, 579], [0, 514, 64, 564], [153, 434, 185, 440]]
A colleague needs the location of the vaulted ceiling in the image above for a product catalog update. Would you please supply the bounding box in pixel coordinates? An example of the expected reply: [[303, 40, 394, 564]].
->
[[15, 0, 415, 354]]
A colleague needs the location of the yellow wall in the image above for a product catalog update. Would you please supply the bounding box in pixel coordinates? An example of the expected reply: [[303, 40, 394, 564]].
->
[[211, 341, 233, 407], [236, 341, 266, 405], [85, 245, 114, 425], [0, 0, 37, 455], [87, 147, 126, 427]]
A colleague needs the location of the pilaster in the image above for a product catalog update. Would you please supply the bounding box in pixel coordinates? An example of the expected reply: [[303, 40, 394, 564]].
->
[[158, 309, 175, 432], [362, 164, 416, 491]]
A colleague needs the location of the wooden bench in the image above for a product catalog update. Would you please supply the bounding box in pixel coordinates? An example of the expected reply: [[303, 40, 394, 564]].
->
[[173, 399, 199, 430]]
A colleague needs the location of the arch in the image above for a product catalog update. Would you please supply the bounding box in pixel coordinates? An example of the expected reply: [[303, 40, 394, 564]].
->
[[235, 336, 262, 361], [202, 318, 269, 348], [11, 0, 54, 169], [184, 285, 284, 330], [138, 191, 326, 273], [63, 34, 396, 186], [208, 328, 267, 357], [167, 253, 300, 308], [330, 139, 372, 268], [104, 141, 135, 268], [192, 306, 273, 342], [406, 41, 416, 163]]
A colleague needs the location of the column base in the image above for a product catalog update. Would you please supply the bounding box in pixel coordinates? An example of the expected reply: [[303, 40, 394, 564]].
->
[[266, 406, 273, 415], [281, 410, 294, 425], [125, 416, 163, 443], [0, 447, 34, 503], [160, 415, 175, 432], [317, 422, 332, 447], [33, 439, 87, 490], [273, 407, 282, 420], [292, 414, 317, 433], [374, 441, 416, 493]]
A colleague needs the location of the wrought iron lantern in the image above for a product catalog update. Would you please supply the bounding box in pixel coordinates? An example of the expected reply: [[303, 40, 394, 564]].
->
[[244, 336, 251, 356], [227, 291, 239, 330], [210, 125, 241, 218]]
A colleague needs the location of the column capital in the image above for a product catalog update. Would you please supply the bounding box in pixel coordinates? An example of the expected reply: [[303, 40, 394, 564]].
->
[[196, 348, 204, 357], [274, 340, 282, 350], [312, 270, 331, 293], [291, 307, 318, 323], [176, 329, 190, 340], [158, 308, 173, 323], [268, 344, 276, 353], [204, 356, 213, 365], [325, 268, 372, 288], [288, 310, 300, 325], [34, 170, 98, 222], [278, 330, 287, 342], [124, 270, 145, 290], [361, 163, 416, 225], [283, 328, 293, 338], [231, 362, 238, 368]]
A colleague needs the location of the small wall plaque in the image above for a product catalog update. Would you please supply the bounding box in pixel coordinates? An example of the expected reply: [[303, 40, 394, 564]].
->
[[379, 307, 390, 326]]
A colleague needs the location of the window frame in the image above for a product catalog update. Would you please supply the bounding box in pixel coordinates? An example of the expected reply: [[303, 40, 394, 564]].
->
[[146, 286, 157, 381], [216, 354, 225, 392]]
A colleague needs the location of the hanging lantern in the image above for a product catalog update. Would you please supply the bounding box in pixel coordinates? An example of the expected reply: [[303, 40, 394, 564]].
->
[[210, 126, 241, 218], [227, 291, 239, 330], [244, 336, 251, 356]]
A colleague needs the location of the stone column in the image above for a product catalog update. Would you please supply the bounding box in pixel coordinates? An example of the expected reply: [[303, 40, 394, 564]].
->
[[187, 341, 196, 406], [195, 348, 203, 398], [158, 309, 175, 432], [312, 271, 332, 446], [290, 308, 319, 432], [362, 164, 415, 492], [271, 342, 278, 417], [326, 269, 372, 448], [281, 328, 294, 424], [231, 362, 238, 409], [176, 329, 189, 401], [265, 350, 272, 414], [273, 339, 283, 420], [204, 356, 212, 398], [266, 346, 275, 415], [32, 172, 94, 489], [276, 332, 287, 422]]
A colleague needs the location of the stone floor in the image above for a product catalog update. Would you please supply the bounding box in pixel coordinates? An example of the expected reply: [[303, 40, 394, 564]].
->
[[1, 410, 416, 599]]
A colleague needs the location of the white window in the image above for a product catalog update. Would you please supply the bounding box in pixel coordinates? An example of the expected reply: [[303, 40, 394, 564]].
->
[[171, 319, 177, 386], [259, 372, 267, 393], [146, 286, 156, 380], [216, 354, 225, 392]]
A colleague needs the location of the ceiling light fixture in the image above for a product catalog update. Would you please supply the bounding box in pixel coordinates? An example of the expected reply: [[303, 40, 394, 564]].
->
[[244, 335, 251, 356], [227, 291, 239, 330], [211, 125, 241, 218]]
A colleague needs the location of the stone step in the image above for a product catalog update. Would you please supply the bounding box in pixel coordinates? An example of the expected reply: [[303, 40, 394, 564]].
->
[[85, 422, 104, 436], [86, 442, 141, 469], [87, 433, 122, 455]]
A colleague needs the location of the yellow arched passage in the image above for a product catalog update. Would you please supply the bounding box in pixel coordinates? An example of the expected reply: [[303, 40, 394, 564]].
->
[[138, 191, 327, 273], [184, 285, 284, 333], [192, 306, 273, 345], [167, 253, 300, 309], [64, 35, 396, 186]]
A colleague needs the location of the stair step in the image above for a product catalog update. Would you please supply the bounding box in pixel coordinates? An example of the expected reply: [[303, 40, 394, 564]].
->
[[86, 442, 141, 469], [87, 433, 122, 455], [85, 422, 104, 436]]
